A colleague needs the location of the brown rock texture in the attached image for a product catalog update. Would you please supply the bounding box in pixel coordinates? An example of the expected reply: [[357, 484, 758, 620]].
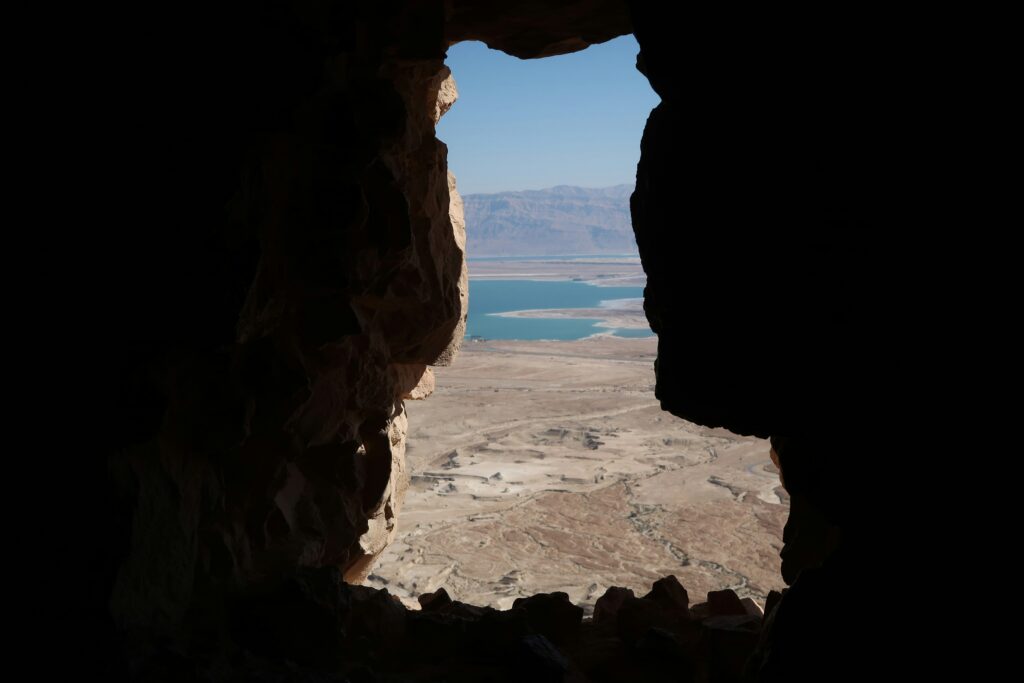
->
[[104, 1, 469, 640], [94, 0, 921, 679], [627, 5, 918, 680], [447, 0, 631, 58], [225, 567, 761, 682], [594, 586, 635, 623]]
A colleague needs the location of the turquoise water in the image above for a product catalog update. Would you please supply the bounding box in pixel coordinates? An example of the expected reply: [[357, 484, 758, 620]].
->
[[466, 279, 654, 340], [468, 254, 639, 262]]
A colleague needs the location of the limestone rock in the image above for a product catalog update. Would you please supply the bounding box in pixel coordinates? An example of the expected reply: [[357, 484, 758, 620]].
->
[[418, 587, 453, 612], [702, 614, 762, 682], [475, 606, 531, 644], [100, 0, 884, 679], [593, 586, 634, 624], [512, 592, 584, 645], [432, 168, 468, 367], [517, 634, 571, 679], [689, 602, 711, 621], [764, 589, 784, 620], [107, 4, 473, 630], [431, 69, 459, 124], [447, 0, 631, 58], [346, 408, 411, 584], [643, 575, 689, 616], [707, 589, 747, 617], [615, 596, 679, 644], [349, 584, 409, 643], [393, 364, 435, 400], [740, 597, 764, 619]]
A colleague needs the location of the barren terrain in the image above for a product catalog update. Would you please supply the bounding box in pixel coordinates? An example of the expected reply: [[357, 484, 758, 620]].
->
[[367, 336, 789, 612]]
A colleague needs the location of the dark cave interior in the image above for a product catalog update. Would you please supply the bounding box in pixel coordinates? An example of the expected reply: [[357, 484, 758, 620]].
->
[[92, 1, 924, 680]]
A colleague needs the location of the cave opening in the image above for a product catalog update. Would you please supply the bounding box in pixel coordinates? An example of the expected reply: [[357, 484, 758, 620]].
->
[[364, 36, 790, 616], [96, 1, 898, 677]]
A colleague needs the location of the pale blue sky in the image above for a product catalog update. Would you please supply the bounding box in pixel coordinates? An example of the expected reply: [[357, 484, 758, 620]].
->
[[440, 35, 660, 196]]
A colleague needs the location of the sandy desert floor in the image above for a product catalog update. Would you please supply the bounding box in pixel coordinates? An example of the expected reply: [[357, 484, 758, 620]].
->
[[366, 336, 789, 612]]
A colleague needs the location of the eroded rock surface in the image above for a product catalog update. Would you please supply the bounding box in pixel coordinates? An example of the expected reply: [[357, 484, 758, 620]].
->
[[368, 339, 787, 611], [98, 0, 900, 679], [105, 2, 468, 641], [219, 567, 764, 682], [447, 0, 631, 58]]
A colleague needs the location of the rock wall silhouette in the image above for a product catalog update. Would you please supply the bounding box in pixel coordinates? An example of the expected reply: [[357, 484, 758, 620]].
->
[[628, 6, 913, 680], [103, 0, 468, 646], [96, 1, 905, 679]]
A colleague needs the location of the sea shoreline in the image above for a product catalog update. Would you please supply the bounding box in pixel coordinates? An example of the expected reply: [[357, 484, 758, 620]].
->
[[466, 257, 651, 338], [488, 300, 649, 332], [467, 256, 647, 289]]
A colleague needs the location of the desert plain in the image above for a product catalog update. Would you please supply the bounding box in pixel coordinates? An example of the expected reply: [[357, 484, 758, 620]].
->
[[367, 334, 789, 613]]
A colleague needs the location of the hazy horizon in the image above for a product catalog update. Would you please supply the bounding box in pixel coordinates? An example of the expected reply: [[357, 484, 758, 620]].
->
[[463, 184, 637, 257], [462, 181, 633, 197]]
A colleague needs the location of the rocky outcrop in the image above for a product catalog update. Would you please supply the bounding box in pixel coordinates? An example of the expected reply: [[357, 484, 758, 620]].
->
[[442, 168, 469, 364], [627, 6, 907, 679], [187, 568, 764, 681], [97, 0, 905, 679], [628, 7, 898, 438], [447, 0, 631, 58], [104, 1, 469, 645]]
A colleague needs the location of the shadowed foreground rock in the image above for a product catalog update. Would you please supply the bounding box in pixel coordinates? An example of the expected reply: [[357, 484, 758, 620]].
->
[[132, 567, 761, 682], [94, 0, 927, 679]]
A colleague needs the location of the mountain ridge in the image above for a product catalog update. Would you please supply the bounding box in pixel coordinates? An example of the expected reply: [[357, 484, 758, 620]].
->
[[462, 184, 637, 256]]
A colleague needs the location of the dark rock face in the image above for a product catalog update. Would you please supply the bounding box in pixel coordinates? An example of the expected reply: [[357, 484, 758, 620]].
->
[[627, 5, 923, 680], [96, 0, 905, 679], [132, 569, 763, 681], [644, 575, 689, 614], [593, 586, 635, 624], [706, 589, 745, 617], [512, 592, 585, 645], [103, 0, 467, 651], [417, 586, 454, 611], [615, 594, 687, 645], [627, 8, 917, 439], [447, 0, 631, 58]]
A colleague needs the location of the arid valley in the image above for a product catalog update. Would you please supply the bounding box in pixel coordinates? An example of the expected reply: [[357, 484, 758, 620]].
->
[[367, 335, 789, 613]]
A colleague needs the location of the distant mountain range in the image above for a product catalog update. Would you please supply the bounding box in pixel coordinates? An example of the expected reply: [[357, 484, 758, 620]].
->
[[462, 184, 637, 256]]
